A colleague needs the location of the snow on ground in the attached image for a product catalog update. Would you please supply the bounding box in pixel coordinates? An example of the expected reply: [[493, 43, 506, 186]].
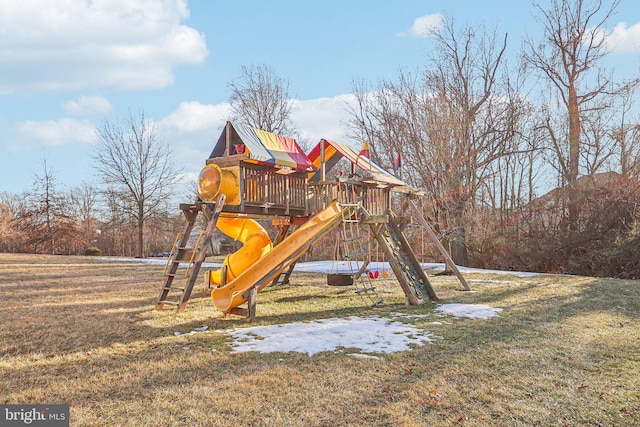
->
[[221, 315, 434, 356], [435, 303, 503, 319], [171, 303, 502, 356], [121, 257, 542, 278], [292, 260, 543, 277]]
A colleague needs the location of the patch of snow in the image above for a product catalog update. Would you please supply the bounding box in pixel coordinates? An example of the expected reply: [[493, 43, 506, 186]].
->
[[435, 303, 502, 319], [389, 312, 430, 319], [223, 316, 434, 356], [469, 279, 522, 286], [347, 353, 381, 360], [292, 260, 542, 278], [174, 326, 209, 337], [456, 266, 541, 278]]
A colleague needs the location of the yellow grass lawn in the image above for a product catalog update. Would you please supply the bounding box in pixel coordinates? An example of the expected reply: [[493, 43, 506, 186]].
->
[[0, 253, 638, 426]]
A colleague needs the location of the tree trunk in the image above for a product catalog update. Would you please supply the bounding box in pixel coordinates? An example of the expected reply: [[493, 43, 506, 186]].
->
[[567, 85, 580, 231], [449, 199, 469, 266], [138, 217, 144, 258]]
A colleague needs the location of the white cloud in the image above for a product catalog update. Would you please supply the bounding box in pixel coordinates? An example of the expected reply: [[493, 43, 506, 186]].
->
[[159, 101, 231, 187], [605, 21, 640, 54], [10, 118, 97, 151], [0, 0, 208, 93], [62, 95, 113, 116], [291, 94, 357, 150], [397, 13, 444, 38], [161, 101, 230, 135]]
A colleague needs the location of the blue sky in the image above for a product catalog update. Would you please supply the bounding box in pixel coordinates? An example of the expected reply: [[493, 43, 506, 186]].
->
[[1, 0, 639, 196]]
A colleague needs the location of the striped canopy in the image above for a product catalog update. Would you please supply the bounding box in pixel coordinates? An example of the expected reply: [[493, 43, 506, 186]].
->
[[209, 122, 314, 171], [307, 139, 406, 187]]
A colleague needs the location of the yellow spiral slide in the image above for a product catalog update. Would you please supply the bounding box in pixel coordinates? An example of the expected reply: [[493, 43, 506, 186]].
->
[[208, 217, 273, 286], [210, 201, 349, 312]]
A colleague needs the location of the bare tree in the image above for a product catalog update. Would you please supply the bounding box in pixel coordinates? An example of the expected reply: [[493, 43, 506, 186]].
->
[[18, 158, 79, 254], [523, 0, 620, 227], [97, 187, 130, 256], [69, 181, 99, 248], [0, 191, 28, 253], [227, 64, 296, 136], [347, 20, 528, 265], [93, 111, 178, 258], [611, 83, 640, 178]]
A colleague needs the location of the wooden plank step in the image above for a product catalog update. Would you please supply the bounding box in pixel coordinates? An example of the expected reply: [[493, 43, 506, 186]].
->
[[162, 286, 185, 292], [158, 300, 180, 306], [173, 250, 195, 261]]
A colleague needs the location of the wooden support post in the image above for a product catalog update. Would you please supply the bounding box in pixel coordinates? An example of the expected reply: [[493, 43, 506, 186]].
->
[[320, 139, 326, 181], [225, 121, 231, 156], [406, 198, 471, 291], [248, 286, 257, 322], [225, 287, 257, 322]]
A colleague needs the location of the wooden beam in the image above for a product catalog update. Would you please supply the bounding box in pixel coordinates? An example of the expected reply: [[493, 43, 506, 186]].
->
[[406, 198, 471, 291]]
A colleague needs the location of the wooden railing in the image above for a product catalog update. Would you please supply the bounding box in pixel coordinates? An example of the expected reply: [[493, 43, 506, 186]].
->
[[308, 180, 390, 216], [240, 163, 307, 214], [206, 157, 393, 217]]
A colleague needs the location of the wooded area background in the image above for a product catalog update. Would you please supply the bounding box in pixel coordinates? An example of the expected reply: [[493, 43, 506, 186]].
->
[[2, 0, 639, 278]]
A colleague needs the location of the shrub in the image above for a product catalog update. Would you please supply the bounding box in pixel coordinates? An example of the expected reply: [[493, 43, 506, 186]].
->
[[84, 247, 102, 256], [471, 175, 640, 278]]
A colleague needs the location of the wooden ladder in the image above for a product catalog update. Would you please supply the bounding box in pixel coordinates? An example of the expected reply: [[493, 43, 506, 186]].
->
[[155, 194, 226, 312], [365, 209, 439, 304]]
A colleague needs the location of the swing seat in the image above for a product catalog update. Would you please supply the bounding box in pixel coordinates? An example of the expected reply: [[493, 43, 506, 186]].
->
[[327, 273, 354, 286]]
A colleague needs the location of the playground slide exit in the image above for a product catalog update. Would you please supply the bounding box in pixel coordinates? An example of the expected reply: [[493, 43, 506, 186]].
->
[[208, 217, 273, 285], [211, 201, 352, 313]]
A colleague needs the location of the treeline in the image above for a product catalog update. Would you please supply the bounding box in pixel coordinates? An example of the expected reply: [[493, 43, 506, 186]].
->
[[2, 168, 640, 278], [472, 173, 640, 278], [0, 174, 185, 258], [3, 0, 640, 278]]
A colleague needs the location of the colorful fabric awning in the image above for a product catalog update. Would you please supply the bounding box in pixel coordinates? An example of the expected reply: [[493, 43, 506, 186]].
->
[[307, 139, 406, 187], [209, 122, 314, 171]]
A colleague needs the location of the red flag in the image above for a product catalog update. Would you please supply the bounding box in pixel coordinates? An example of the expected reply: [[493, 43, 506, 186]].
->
[[355, 140, 371, 169], [395, 152, 402, 170], [358, 140, 370, 158]]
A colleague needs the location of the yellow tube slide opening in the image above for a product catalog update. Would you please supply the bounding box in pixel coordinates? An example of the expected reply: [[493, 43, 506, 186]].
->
[[197, 164, 240, 204]]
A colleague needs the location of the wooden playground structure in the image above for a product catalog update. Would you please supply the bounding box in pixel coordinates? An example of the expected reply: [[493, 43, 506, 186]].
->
[[155, 121, 469, 320]]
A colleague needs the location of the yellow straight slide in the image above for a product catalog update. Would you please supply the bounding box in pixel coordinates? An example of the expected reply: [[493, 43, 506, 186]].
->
[[211, 201, 352, 313]]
